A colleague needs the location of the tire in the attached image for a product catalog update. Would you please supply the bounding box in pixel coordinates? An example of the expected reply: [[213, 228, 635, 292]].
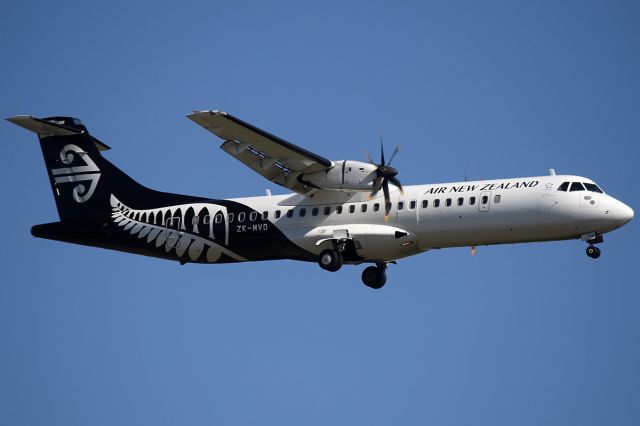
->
[[586, 245, 601, 259], [587, 246, 600, 259], [362, 266, 379, 286], [362, 266, 386, 289], [319, 249, 343, 272]]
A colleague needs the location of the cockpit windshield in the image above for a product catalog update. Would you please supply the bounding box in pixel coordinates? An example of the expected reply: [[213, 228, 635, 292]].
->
[[570, 182, 585, 192], [583, 182, 603, 193], [557, 181, 604, 193]]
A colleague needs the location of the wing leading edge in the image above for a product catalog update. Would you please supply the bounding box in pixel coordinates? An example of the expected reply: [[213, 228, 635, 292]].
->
[[187, 110, 333, 195]]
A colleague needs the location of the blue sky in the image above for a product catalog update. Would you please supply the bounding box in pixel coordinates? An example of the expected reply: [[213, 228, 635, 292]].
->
[[1, 1, 639, 425]]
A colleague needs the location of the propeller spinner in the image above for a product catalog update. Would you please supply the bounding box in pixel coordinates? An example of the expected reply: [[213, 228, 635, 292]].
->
[[366, 140, 403, 221]]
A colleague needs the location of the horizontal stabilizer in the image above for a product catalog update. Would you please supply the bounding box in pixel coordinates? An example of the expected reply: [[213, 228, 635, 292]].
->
[[6, 115, 111, 151]]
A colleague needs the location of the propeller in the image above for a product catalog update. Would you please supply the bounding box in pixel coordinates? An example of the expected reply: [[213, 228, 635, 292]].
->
[[365, 139, 403, 221]]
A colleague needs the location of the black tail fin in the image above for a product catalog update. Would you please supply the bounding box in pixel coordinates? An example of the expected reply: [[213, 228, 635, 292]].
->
[[7, 115, 150, 223]]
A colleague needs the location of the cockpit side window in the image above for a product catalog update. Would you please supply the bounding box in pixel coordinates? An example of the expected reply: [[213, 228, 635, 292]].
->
[[583, 183, 603, 193], [557, 182, 569, 192], [570, 182, 585, 192]]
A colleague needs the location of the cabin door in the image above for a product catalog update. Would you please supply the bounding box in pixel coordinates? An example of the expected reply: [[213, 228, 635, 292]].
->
[[165, 216, 183, 249]]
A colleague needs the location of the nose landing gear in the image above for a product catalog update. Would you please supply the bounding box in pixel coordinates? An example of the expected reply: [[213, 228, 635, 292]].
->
[[586, 245, 601, 259], [582, 232, 603, 259], [361, 263, 387, 289]]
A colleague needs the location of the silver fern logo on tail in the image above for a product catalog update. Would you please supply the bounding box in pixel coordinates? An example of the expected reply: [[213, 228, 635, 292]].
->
[[51, 144, 101, 203], [109, 195, 246, 263]]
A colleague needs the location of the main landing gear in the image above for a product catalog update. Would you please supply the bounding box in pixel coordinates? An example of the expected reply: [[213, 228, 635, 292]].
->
[[317, 241, 389, 289], [318, 248, 343, 272], [361, 263, 387, 289], [583, 233, 603, 259], [318, 239, 346, 272]]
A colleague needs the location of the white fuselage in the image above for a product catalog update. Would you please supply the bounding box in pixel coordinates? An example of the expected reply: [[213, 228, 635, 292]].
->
[[229, 175, 634, 264]]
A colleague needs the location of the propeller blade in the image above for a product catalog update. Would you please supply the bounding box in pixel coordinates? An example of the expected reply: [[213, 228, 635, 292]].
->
[[380, 138, 385, 166], [364, 149, 375, 165], [388, 176, 403, 194], [383, 180, 391, 222], [387, 145, 401, 166], [371, 175, 384, 195]]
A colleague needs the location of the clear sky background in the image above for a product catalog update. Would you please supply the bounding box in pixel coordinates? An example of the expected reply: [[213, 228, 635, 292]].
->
[[1, 1, 639, 425]]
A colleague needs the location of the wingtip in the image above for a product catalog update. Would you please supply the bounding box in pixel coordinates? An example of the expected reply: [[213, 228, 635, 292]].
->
[[186, 109, 228, 118], [6, 115, 31, 124]]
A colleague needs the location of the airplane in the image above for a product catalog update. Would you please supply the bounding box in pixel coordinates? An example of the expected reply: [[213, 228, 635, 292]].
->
[[7, 111, 634, 289]]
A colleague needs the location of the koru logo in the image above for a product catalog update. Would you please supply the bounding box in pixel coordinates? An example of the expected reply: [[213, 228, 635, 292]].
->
[[51, 144, 101, 203]]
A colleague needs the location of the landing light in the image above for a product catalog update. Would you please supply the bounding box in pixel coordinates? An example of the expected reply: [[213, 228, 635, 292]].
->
[[401, 241, 413, 247]]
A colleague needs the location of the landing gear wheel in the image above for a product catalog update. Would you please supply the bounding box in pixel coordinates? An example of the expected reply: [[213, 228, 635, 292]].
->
[[319, 249, 343, 272], [586, 245, 601, 259], [361, 266, 387, 289]]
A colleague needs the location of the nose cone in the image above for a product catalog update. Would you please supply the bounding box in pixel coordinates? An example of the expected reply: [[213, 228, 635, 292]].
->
[[616, 202, 634, 226]]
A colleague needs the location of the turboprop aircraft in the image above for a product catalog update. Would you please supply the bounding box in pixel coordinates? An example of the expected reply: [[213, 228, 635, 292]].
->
[[7, 111, 634, 289]]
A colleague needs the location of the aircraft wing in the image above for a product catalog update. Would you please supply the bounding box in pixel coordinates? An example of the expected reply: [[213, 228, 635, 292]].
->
[[187, 110, 333, 195]]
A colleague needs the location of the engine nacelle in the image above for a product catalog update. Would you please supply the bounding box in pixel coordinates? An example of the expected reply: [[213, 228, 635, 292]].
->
[[300, 160, 378, 192]]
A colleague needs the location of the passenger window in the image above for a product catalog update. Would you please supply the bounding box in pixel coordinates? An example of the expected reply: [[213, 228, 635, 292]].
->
[[469, 197, 476, 205], [584, 183, 603, 193], [312, 207, 319, 216], [398, 201, 404, 210], [361, 204, 367, 213], [457, 197, 463, 206], [445, 198, 452, 207], [336, 206, 343, 214], [203, 215, 211, 225], [286, 209, 293, 218], [422, 199, 428, 208], [192, 216, 199, 226], [494, 194, 501, 203], [409, 200, 416, 210], [570, 182, 585, 192], [299, 208, 306, 217], [249, 212, 257, 221], [228, 213, 235, 223], [434, 199, 440, 208], [215, 213, 223, 224], [557, 182, 570, 192], [262, 211, 269, 220], [275, 210, 281, 219], [238, 212, 246, 222], [324, 206, 331, 215], [349, 205, 355, 213], [481, 196, 488, 204], [373, 203, 380, 212]]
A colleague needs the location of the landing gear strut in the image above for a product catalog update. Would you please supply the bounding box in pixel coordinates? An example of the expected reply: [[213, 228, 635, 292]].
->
[[361, 263, 387, 289]]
